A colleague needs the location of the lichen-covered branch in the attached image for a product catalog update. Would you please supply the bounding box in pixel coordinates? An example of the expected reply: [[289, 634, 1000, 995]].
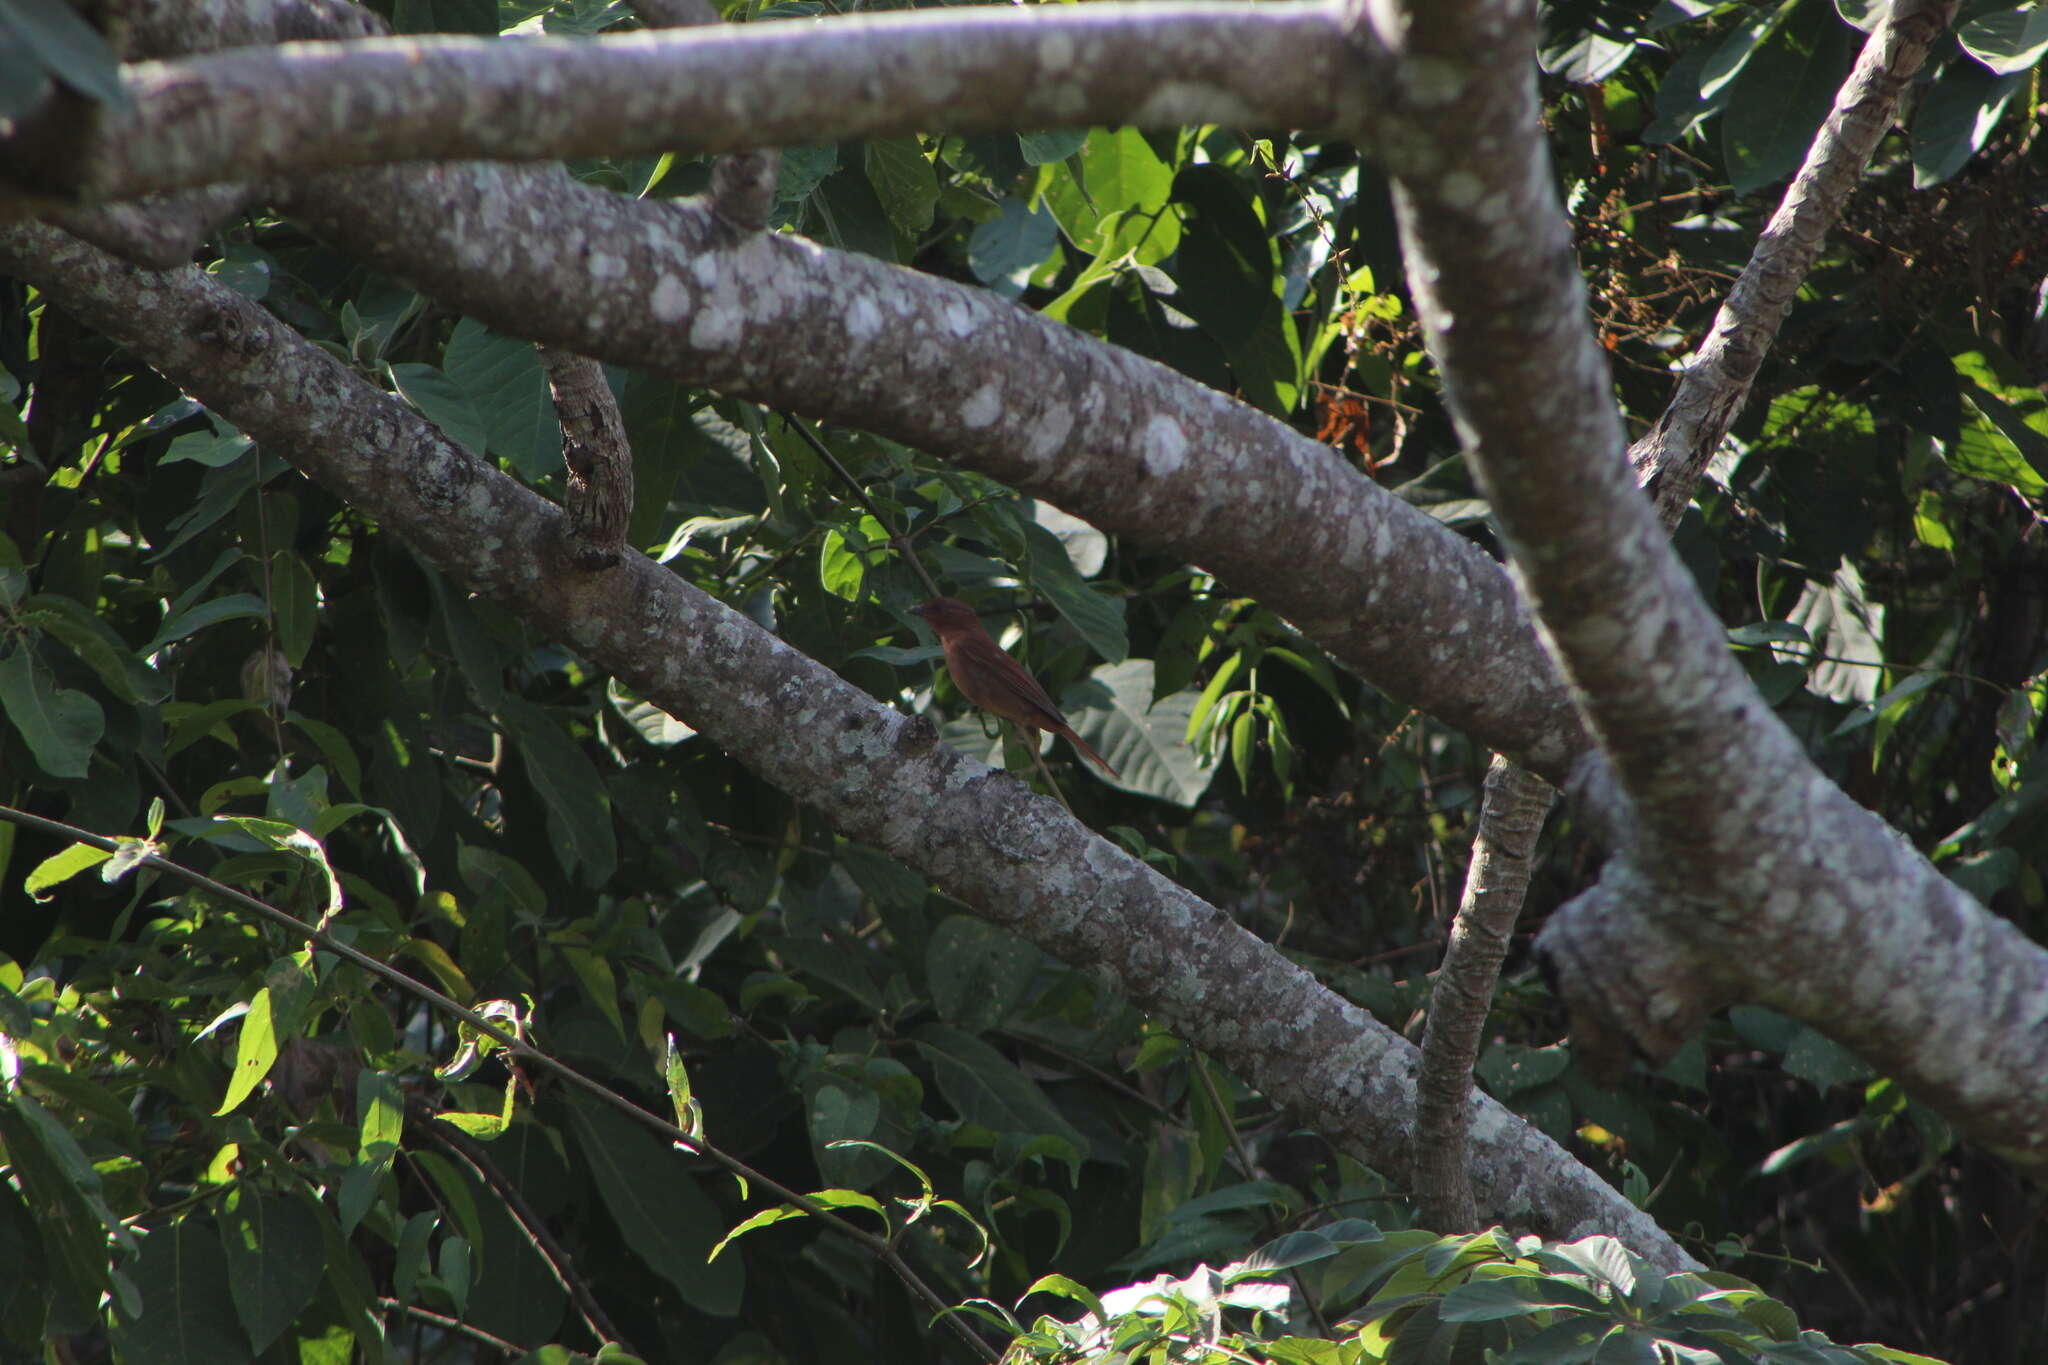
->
[[1354, 0, 2048, 1164], [1413, 757, 1555, 1232], [0, 3, 1382, 208], [1631, 0, 1960, 526], [0, 219, 1694, 1268]]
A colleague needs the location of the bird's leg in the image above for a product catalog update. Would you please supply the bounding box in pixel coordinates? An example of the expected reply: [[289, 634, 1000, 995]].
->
[[1014, 724, 1075, 814]]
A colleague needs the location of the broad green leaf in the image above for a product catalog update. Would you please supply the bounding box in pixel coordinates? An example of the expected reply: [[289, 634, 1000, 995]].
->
[[865, 137, 939, 236], [1065, 660, 1220, 807], [147, 592, 270, 653], [1721, 0, 1859, 195], [1017, 129, 1086, 165], [912, 1023, 1086, 1178], [265, 551, 320, 667], [1021, 521, 1125, 662], [1698, 0, 1799, 99], [443, 318, 561, 480], [0, 646, 102, 778], [1959, 7, 2048, 75], [21, 592, 168, 702], [499, 695, 618, 887], [968, 198, 1060, 289], [927, 915, 1041, 1032], [390, 361, 491, 456], [108, 1219, 250, 1365], [565, 1095, 745, 1315], [1912, 62, 2025, 187], [0, 0, 130, 109], [219, 1188, 326, 1353]]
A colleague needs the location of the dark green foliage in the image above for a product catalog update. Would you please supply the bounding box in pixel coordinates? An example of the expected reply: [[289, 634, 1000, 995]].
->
[[1, 0, 2044, 1360]]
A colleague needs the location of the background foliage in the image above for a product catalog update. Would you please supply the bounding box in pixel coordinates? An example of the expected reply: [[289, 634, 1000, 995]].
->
[[0, 0, 2043, 1360]]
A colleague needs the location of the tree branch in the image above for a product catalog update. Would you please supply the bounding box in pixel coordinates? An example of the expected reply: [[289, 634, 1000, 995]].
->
[[0, 220, 1693, 1267], [1357, 0, 2048, 1164], [0, 4, 1384, 207], [1631, 0, 1960, 526], [1413, 756, 1554, 1232]]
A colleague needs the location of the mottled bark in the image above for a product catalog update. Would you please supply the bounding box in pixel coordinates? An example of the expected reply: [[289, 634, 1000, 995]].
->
[[537, 346, 634, 569], [1355, 0, 2048, 1164], [1631, 0, 1960, 527], [1413, 757, 1555, 1232], [0, 219, 1694, 1268], [0, 4, 1384, 208]]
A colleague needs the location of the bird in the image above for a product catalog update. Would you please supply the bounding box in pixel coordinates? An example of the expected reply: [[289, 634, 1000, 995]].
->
[[911, 597, 1119, 778]]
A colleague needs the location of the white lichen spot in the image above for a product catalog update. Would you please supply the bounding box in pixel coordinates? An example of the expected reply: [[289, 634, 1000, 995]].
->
[[587, 251, 626, 281], [960, 383, 1003, 430], [650, 274, 690, 323], [1039, 32, 1075, 68], [1131, 83, 1253, 127], [691, 255, 721, 286], [1438, 170, 1485, 211], [689, 301, 740, 350], [846, 293, 884, 339], [1141, 414, 1187, 478], [1026, 405, 1074, 463], [942, 297, 976, 338]]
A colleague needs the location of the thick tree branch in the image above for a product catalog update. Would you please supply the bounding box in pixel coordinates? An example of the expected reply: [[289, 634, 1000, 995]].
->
[[0, 4, 1384, 207], [0, 220, 1693, 1268], [268, 161, 1589, 782], [1631, 0, 1959, 526], [1358, 0, 2048, 1163], [629, 0, 780, 233]]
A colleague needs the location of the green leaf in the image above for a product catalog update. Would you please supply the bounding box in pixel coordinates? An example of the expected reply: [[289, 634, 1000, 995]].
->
[[219, 1188, 326, 1353], [1021, 520, 1126, 662], [390, 361, 492, 456], [0, 646, 102, 779], [499, 696, 618, 887], [1911, 61, 2025, 188], [1064, 659, 1220, 806], [1439, 1274, 1608, 1322], [1017, 129, 1086, 165], [819, 526, 867, 601], [24, 841, 113, 900], [927, 916, 1041, 1032], [108, 1219, 251, 1365], [1959, 7, 2048, 75], [147, 592, 271, 653], [968, 198, 1060, 288], [443, 319, 561, 480], [1721, 0, 1859, 196], [912, 1023, 1086, 1178], [565, 1094, 745, 1316], [216, 986, 280, 1116], [265, 552, 320, 667], [865, 137, 939, 236], [0, 0, 130, 109], [708, 1205, 809, 1261], [21, 592, 168, 702]]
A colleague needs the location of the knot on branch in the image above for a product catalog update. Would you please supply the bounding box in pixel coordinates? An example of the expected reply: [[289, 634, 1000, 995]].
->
[[1534, 861, 1725, 1084]]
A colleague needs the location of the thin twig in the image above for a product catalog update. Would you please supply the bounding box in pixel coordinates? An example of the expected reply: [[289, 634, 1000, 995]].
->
[[783, 414, 944, 600], [374, 1298, 523, 1355], [0, 803, 1000, 1365], [413, 1107, 633, 1351]]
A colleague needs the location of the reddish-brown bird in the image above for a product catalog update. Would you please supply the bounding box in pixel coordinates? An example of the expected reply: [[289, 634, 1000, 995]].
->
[[912, 597, 1119, 778]]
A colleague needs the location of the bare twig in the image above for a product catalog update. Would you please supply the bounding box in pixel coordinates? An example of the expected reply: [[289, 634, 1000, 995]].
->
[[0, 803, 1000, 1365]]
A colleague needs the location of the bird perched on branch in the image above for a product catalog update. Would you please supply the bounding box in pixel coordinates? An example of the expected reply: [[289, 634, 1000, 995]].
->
[[912, 597, 1119, 778]]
